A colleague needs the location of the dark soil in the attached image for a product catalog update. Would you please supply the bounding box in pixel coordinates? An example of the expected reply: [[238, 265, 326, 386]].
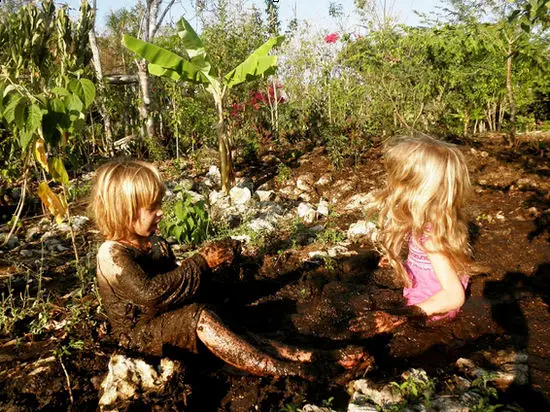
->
[[0, 135, 548, 411]]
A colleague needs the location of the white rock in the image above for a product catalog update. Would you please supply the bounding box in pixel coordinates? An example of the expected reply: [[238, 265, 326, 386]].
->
[[328, 245, 356, 257], [315, 175, 332, 186], [71, 215, 89, 232], [308, 251, 328, 259], [206, 165, 221, 186], [230, 186, 252, 205], [350, 379, 402, 408], [209, 190, 227, 206], [20, 249, 34, 257], [302, 404, 335, 412], [99, 354, 179, 409], [297, 202, 316, 223], [345, 192, 376, 211], [299, 192, 312, 202], [348, 221, 378, 241], [296, 174, 315, 192], [248, 218, 275, 233], [279, 185, 303, 200], [255, 190, 275, 202], [181, 190, 206, 204], [317, 199, 330, 216], [231, 235, 251, 243]]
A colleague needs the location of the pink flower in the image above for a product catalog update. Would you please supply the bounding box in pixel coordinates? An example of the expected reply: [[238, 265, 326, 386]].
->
[[324, 33, 340, 43]]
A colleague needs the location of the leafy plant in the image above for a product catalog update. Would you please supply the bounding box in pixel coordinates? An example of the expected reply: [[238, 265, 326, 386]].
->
[[124, 17, 284, 193], [470, 371, 503, 412], [276, 162, 292, 184], [390, 369, 436, 409], [160, 193, 211, 245], [316, 228, 346, 245]]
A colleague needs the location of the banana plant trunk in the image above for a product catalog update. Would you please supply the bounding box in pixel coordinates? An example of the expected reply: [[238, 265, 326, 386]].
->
[[215, 96, 234, 194]]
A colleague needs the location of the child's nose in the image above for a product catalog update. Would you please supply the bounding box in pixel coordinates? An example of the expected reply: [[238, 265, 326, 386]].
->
[[156, 209, 163, 217]]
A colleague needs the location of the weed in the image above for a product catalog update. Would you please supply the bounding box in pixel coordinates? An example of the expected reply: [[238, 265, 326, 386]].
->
[[470, 371, 503, 412], [316, 228, 346, 245], [389, 369, 436, 410], [276, 163, 292, 184], [67, 180, 91, 203]]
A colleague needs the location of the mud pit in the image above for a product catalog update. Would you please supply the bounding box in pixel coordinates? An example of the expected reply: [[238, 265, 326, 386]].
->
[[0, 136, 549, 411]]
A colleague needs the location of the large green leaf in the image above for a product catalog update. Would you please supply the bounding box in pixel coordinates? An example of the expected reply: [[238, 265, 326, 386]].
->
[[123, 34, 187, 73], [124, 30, 214, 86], [3, 94, 24, 124], [68, 78, 95, 109], [26, 103, 43, 134], [19, 129, 34, 152], [176, 17, 212, 75], [224, 36, 285, 88]]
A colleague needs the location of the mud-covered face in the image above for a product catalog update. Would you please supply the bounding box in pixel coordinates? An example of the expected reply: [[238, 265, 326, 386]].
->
[[133, 201, 163, 238]]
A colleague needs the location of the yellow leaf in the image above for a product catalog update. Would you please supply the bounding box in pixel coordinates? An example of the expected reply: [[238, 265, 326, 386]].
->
[[37, 182, 67, 224], [34, 138, 49, 172], [48, 157, 69, 185]]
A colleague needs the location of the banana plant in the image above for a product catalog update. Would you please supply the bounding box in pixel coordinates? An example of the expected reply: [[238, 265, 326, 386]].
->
[[124, 17, 284, 193]]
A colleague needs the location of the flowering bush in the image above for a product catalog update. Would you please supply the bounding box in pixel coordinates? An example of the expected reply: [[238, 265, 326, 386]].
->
[[324, 32, 340, 43]]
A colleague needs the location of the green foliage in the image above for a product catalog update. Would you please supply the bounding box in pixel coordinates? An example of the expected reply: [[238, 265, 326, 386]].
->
[[160, 192, 211, 245], [316, 227, 346, 244], [390, 369, 436, 409], [275, 162, 292, 184]]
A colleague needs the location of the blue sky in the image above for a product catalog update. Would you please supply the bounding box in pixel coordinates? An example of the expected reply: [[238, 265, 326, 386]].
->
[[63, 0, 439, 33]]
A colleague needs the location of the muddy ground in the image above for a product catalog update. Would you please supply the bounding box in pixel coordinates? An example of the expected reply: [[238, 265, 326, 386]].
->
[[0, 134, 548, 411]]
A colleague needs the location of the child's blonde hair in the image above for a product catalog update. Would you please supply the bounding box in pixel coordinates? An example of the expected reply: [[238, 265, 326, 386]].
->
[[374, 136, 471, 286], [89, 160, 165, 240]]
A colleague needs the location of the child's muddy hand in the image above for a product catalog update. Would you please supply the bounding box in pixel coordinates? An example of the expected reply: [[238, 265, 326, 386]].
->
[[200, 238, 241, 268], [373, 311, 405, 333], [349, 311, 403, 337]]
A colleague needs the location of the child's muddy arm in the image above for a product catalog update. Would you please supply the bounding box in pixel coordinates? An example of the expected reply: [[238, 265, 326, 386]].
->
[[99, 243, 210, 308]]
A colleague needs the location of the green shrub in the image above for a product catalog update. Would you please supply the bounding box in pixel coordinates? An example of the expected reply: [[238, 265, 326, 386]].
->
[[160, 193, 211, 245]]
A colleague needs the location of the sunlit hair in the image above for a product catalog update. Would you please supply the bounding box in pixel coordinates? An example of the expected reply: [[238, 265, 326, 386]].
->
[[373, 136, 471, 286], [89, 160, 165, 241]]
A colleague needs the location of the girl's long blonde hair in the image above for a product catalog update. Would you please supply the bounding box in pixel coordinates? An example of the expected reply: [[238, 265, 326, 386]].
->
[[89, 160, 165, 241], [374, 136, 471, 286]]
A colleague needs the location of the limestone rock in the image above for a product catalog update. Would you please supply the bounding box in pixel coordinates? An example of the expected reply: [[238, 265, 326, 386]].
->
[[297, 202, 316, 223], [99, 354, 180, 410], [296, 174, 315, 192], [345, 192, 376, 211], [230, 186, 252, 205], [317, 199, 330, 216], [255, 190, 275, 202], [348, 221, 377, 241]]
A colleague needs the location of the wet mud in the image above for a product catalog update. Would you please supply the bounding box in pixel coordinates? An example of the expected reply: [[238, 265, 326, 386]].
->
[[0, 137, 549, 411]]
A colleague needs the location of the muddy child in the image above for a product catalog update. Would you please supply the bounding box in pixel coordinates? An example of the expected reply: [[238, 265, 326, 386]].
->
[[351, 136, 471, 333], [90, 160, 362, 378]]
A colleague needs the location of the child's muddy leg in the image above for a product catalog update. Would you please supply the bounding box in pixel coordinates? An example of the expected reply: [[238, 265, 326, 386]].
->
[[249, 334, 372, 370], [196, 309, 313, 378]]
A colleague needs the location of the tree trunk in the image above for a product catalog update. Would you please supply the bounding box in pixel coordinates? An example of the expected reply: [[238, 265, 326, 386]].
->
[[506, 40, 517, 146], [134, 0, 176, 141], [88, 0, 113, 155], [216, 96, 234, 194]]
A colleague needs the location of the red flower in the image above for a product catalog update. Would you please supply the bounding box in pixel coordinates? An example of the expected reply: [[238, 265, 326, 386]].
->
[[324, 33, 340, 43]]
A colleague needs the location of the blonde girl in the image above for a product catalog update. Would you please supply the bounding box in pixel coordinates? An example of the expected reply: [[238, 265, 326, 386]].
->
[[91, 160, 365, 378], [352, 136, 471, 331]]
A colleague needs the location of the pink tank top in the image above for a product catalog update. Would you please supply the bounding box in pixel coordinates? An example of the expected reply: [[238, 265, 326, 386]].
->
[[402, 234, 468, 321]]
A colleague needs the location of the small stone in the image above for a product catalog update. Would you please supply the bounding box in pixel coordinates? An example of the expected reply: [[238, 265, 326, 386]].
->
[[317, 199, 330, 216], [236, 177, 254, 191], [315, 175, 332, 186], [248, 218, 275, 233], [20, 249, 34, 257], [255, 190, 275, 202], [299, 192, 312, 202], [348, 221, 377, 241], [345, 192, 376, 211], [308, 251, 328, 259], [209, 190, 227, 206], [480, 151, 489, 158], [297, 202, 316, 223], [0, 233, 19, 249], [206, 165, 221, 187], [296, 174, 315, 192], [25, 226, 42, 242], [230, 186, 252, 205], [279, 185, 302, 200]]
